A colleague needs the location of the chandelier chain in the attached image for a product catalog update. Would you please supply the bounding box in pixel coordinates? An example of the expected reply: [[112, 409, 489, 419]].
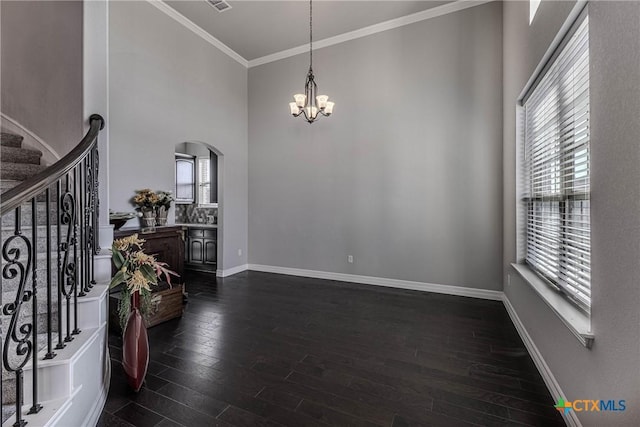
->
[[309, 0, 313, 70]]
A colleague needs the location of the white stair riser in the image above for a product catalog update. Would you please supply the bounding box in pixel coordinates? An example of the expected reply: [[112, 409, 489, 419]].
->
[[14, 289, 107, 407], [22, 326, 105, 408], [1, 286, 108, 379], [59, 289, 108, 331]]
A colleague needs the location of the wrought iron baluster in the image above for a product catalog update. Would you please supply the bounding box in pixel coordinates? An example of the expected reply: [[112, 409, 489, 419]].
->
[[28, 198, 42, 415], [44, 187, 56, 360], [55, 180, 64, 351], [2, 205, 34, 427], [92, 145, 101, 256], [78, 163, 86, 298], [72, 168, 80, 336], [85, 155, 93, 291], [61, 174, 74, 343]]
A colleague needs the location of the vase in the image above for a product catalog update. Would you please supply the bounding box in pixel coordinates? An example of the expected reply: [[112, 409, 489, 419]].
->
[[140, 208, 156, 232], [156, 205, 168, 226], [122, 291, 149, 392]]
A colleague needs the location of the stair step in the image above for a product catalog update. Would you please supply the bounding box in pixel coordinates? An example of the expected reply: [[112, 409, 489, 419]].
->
[[1, 225, 60, 253], [0, 146, 42, 165], [1, 181, 63, 207], [2, 324, 102, 422], [1, 200, 58, 228], [1, 333, 52, 405], [0, 163, 46, 181], [0, 179, 22, 193], [2, 392, 76, 427], [0, 133, 23, 148], [0, 286, 106, 387], [1, 247, 99, 287]]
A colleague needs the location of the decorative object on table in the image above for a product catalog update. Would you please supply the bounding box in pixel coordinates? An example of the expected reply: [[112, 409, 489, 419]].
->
[[155, 191, 174, 226], [140, 209, 156, 233], [132, 189, 160, 232], [289, 0, 335, 123], [109, 211, 140, 230], [110, 233, 178, 392]]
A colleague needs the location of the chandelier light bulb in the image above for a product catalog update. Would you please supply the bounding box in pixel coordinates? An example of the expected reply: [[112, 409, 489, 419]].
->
[[294, 94, 306, 108], [324, 101, 335, 115], [305, 106, 319, 120], [289, 102, 300, 115], [316, 95, 329, 109]]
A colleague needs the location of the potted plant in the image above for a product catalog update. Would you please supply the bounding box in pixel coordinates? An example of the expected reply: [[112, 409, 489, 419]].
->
[[155, 191, 174, 226], [110, 233, 178, 391], [132, 189, 160, 231]]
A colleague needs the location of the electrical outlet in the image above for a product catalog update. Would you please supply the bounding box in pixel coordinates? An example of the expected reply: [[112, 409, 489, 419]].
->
[[347, 255, 353, 264], [238, 249, 242, 256], [507, 274, 511, 287]]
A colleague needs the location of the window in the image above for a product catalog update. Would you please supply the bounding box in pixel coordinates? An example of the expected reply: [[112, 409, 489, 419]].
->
[[522, 14, 590, 312], [175, 155, 195, 203], [529, 0, 541, 24], [198, 157, 211, 205]]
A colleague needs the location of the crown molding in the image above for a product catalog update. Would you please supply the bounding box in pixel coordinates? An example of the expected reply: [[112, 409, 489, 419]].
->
[[248, 0, 493, 68], [147, 0, 248, 68], [149, 0, 492, 70]]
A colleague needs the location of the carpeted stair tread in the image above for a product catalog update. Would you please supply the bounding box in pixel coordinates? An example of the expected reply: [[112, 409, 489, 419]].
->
[[0, 132, 23, 148], [1, 162, 46, 181], [1, 225, 60, 253], [2, 404, 15, 425], [0, 179, 23, 193], [1, 200, 59, 227], [1, 146, 43, 165]]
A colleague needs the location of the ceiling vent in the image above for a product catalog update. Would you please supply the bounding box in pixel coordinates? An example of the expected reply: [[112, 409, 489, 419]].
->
[[207, 0, 232, 13]]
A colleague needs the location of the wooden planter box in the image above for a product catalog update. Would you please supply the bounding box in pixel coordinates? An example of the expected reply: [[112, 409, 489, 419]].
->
[[110, 283, 185, 332]]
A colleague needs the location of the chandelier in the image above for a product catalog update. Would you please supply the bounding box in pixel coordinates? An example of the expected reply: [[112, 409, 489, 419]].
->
[[289, 0, 334, 123]]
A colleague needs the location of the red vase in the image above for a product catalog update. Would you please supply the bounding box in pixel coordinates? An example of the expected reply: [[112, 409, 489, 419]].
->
[[122, 291, 149, 392]]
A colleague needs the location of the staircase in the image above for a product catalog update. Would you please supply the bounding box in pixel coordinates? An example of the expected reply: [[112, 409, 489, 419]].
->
[[0, 116, 110, 427], [1, 131, 49, 423]]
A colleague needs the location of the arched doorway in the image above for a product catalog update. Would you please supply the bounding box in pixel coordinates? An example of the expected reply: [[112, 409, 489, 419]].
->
[[174, 141, 224, 275]]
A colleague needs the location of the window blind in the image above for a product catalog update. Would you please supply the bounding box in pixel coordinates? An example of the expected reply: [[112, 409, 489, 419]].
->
[[198, 158, 211, 204], [523, 15, 590, 311]]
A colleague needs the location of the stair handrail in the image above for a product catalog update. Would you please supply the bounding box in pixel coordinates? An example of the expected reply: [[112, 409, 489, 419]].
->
[[1, 114, 105, 215]]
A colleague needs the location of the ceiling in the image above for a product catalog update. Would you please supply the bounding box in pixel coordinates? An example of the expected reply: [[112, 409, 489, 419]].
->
[[165, 1, 453, 61]]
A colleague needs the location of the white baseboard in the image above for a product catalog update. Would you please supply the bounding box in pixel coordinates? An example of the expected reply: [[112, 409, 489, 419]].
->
[[247, 264, 502, 301], [0, 112, 60, 166], [502, 295, 581, 427], [217, 263, 249, 277]]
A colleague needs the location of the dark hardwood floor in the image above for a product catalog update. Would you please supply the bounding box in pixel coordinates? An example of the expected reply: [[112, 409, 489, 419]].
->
[[98, 271, 566, 427]]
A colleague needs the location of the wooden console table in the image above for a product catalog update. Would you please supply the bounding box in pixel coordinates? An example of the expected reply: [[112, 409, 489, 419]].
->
[[114, 225, 186, 281], [111, 225, 186, 328]]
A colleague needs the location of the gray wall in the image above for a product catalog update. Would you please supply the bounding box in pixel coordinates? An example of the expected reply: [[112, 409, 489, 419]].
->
[[109, 1, 248, 270], [0, 0, 83, 156], [176, 141, 211, 158], [503, 1, 640, 424], [248, 2, 503, 290]]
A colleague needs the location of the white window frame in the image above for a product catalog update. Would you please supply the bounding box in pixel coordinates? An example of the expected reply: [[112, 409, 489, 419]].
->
[[529, 0, 541, 25], [513, 5, 593, 348], [197, 156, 217, 207]]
